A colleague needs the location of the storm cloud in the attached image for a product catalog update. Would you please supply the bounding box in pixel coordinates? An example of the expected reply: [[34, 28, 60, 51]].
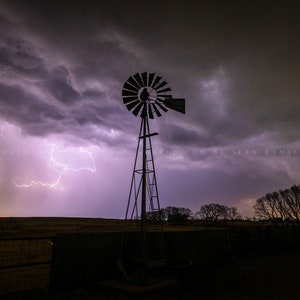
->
[[1, 0, 300, 217]]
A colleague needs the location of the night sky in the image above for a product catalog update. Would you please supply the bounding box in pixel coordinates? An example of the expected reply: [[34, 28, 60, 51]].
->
[[1, 0, 300, 218]]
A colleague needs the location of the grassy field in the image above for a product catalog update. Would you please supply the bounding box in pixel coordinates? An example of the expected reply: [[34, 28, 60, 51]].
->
[[0, 217, 129, 238], [0, 217, 207, 238]]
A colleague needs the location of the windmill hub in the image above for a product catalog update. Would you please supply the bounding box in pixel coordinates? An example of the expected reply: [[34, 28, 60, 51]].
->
[[138, 87, 150, 102]]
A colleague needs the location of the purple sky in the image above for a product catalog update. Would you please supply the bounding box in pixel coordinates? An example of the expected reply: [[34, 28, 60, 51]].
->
[[1, 0, 300, 218]]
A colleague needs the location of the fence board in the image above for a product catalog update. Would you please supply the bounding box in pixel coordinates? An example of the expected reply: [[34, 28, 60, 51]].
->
[[0, 237, 54, 295]]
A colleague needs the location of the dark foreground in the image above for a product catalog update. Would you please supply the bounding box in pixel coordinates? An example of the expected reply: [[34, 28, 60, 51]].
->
[[14, 249, 300, 300]]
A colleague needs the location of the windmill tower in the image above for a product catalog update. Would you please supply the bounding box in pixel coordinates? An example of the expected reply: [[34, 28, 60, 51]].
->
[[120, 71, 185, 282]]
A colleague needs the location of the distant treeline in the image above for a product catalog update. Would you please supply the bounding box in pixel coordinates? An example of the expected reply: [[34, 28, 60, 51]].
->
[[147, 204, 241, 225], [146, 184, 300, 225]]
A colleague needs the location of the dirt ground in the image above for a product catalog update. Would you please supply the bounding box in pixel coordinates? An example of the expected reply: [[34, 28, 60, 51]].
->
[[14, 249, 300, 300]]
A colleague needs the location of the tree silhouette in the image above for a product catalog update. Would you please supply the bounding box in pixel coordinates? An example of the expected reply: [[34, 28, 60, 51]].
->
[[253, 185, 300, 223], [163, 206, 192, 225], [146, 206, 192, 225], [195, 203, 240, 221]]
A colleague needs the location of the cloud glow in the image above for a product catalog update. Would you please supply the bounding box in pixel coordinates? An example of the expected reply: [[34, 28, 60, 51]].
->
[[0, 1, 300, 218]]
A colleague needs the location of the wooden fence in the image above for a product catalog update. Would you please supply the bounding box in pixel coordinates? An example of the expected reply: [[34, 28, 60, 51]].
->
[[0, 237, 54, 295], [229, 225, 300, 255], [1, 225, 299, 295], [50, 229, 229, 290]]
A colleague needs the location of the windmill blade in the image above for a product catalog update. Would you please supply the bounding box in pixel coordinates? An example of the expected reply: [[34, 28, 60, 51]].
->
[[141, 72, 148, 86], [148, 73, 155, 86], [151, 103, 162, 117], [132, 102, 144, 116], [126, 99, 140, 111], [122, 89, 137, 97], [155, 100, 168, 112], [157, 87, 172, 94], [123, 82, 138, 92], [151, 75, 162, 89], [133, 73, 144, 87], [155, 81, 168, 91], [123, 96, 138, 104], [164, 98, 186, 114], [148, 104, 154, 119], [127, 76, 140, 89]]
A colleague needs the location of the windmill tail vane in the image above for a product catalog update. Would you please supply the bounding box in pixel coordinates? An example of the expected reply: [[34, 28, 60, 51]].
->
[[164, 98, 185, 114]]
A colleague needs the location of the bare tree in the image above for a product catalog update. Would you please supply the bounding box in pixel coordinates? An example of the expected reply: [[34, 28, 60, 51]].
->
[[146, 210, 165, 223], [195, 203, 236, 221], [254, 185, 300, 223], [290, 185, 300, 221], [162, 206, 192, 225], [253, 197, 273, 220], [280, 186, 300, 222], [254, 193, 285, 221], [226, 207, 241, 220]]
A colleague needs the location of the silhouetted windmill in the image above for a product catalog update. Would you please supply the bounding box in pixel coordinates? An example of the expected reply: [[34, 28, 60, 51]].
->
[[119, 72, 185, 283]]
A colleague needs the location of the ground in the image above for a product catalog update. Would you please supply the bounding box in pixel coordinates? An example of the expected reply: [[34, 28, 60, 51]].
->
[[14, 249, 300, 300]]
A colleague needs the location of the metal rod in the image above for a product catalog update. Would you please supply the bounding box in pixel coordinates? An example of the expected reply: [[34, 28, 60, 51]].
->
[[125, 120, 143, 220], [139, 132, 158, 139], [141, 116, 147, 264]]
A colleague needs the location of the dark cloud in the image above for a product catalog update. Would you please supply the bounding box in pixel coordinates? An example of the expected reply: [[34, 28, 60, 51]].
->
[[1, 0, 298, 144], [44, 66, 80, 104], [160, 123, 201, 146], [1, 0, 300, 217], [0, 7, 126, 141]]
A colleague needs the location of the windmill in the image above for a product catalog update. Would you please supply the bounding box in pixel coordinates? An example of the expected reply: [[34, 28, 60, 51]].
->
[[119, 71, 185, 284]]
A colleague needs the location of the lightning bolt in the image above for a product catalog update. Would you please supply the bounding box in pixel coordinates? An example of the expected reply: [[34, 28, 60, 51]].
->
[[13, 143, 97, 190]]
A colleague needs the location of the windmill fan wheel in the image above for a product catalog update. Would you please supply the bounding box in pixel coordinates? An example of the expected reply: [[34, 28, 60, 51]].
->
[[122, 71, 172, 119]]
